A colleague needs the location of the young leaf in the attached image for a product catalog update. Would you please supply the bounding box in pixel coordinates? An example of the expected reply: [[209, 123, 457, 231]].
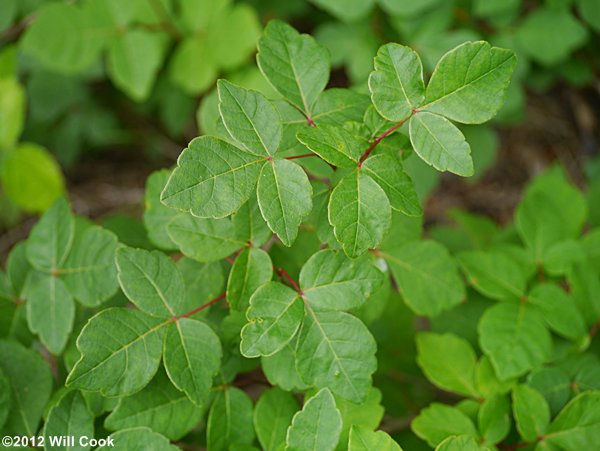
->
[[296, 124, 366, 168], [109, 427, 179, 451], [478, 303, 552, 380], [218, 80, 282, 157], [161, 136, 264, 218], [163, 318, 222, 407], [423, 41, 516, 124], [368, 43, 425, 121], [257, 20, 329, 115], [412, 403, 478, 448], [545, 391, 600, 449], [227, 248, 273, 311], [67, 308, 167, 397], [43, 390, 94, 450], [207, 387, 255, 451], [361, 153, 422, 216], [409, 112, 473, 176], [144, 169, 179, 250], [254, 388, 300, 451], [416, 332, 478, 397], [257, 159, 312, 246], [299, 249, 384, 310], [348, 426, 402, 451], [295, 310, 377, 403], [240, 282, 304, 358], [512, 384, 550, 441], [383, 240, 465, 317], [104, 370, 202, 440], [285, 388, 342, 451], [329, 172, 391, 258]]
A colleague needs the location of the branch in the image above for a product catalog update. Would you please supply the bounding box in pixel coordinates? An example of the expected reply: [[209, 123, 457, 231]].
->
[[284, 153, 320, 160], [358, 110, 416, 167], [275, 267, 304, 296], [172, 293, 226, 321]]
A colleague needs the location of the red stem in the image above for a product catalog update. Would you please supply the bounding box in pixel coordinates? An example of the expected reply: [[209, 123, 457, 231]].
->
[[358, 111, 416, 167], [285, 153, 320, 160], [173, 293, 226, 320], [276, 267, 304, 296]]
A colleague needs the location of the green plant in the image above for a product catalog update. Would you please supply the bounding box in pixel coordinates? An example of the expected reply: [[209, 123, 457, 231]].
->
[[1, 18, 600, 451]]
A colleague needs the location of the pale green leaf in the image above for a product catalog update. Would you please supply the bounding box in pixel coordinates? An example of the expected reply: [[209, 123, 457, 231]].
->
[[512, 384, 550, 441], [143, 169, 179, 250], [218, 80, 282, 157], [409, 112, 473, 176], [412, 403, 478, 448], [348, 426, 402, 451], [299, 249, 384, 311], [286, 388, 342, 451], [109, 427, 179, 451], [257, 20, 329, 115], [44, 390, 94, 451], [368, 43, 425, 121], [163, 318, 222, 407], [329, 171, 391, 258], [161, 136, 264, 218], [545, 391, 600, 450], [296, 310, 376, 403], [240, 282, 304, 357], [416, 332, 478, 397], [423, 41, 516, 124], [67, 308, 166, 396], [207, 387, 255, 451], [254, 388, 300, 451], [296, 124, 366, 168], [383, 240, 465, 316], [478, 303, 552, 380], [257, 159, 312, 246], [361, 153, 422, 216], [227, 248, 273, 311], [169, 37, 217, 95]]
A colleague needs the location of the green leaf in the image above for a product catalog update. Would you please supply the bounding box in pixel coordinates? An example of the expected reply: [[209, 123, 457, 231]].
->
[[0, 77, 24, 150], [528, 367, 572, 416], [207, 387, 255, 451], [257, 159, 313, 246], [423, 41, 516, 124], [227, 248, 273, 311], [512, 384, 550, 441], [107, 30, 167, 101], [0, 369, 9, 431], [25, 271, 74, 354], [169, 37, 217, 95], [105, 370, 202, 440], [383, 240, 465, 316], [409, 112, 473, 176], [435, 435, 485, 451], [329, 171, 391, 258], [349, 426, 402, 451], [412, 403, 478, 448], [361, 153, 422, 216], [163, 318, 222, 407], [478, 394, 510, 445], [254, 388, 300, 451], [577, 0, 600, 31], [416, 332, 478, 397], [478, 303, 552, 380], [67, 308, 166, 396], [262, 338, 309, 392], [44, 390, 94, 451], [240, 282, 304, 357], [109, 427, 179, 451], [458, 250, 526, 301], [528, 283, 586, 341], [299, 249, 383, 311], [218, 80, 282, 157], [161, 136, 264, 218], [116, 247, 183, 317], [368, 43, 425, 121], [335, 387, 385, 448], [545, 391, 600, 450], [296, 310, 376, 403], [311, 0, 374, 22], [569, 262, 600, 327], [0, 340, 52, 435], [143, 169, 179, 250], [167, 214, 245, 262], [296, 124, 366, 168], [257, 20, 329, 115], [312, 89, 371, 126], [286, 388, 342, 451], [232, 198, 273, 247]]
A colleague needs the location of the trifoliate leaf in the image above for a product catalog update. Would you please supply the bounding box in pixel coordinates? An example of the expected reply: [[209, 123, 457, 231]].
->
[[368, 43, 425, 121], [67, 308, 167, 396], [412, 403, 478, 448], [423, 41, 516, 124], [296, 310, 376, 403], [257, 159, 312, 246], [257, 20, 329, 115], [227, 248, 273, 311], [144, 169, 179, 250], [207, 387, 255, 451], [545, 391, 600, 450], [299, 249, 384, 310], [161, 136, 264, 218], [409, 112, 473, 176], [286, 388, 342, 451], [218, 80, 282, 157], [109, 427, 179, 451], [349, 426, 402, 451], [512, 384, 550, 441], [254, 388, 299, 451], [329, 171, 391, 258], [43, 390, 94, 451], [296, 124, 366, 168], [240, 282, 304, 357]]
